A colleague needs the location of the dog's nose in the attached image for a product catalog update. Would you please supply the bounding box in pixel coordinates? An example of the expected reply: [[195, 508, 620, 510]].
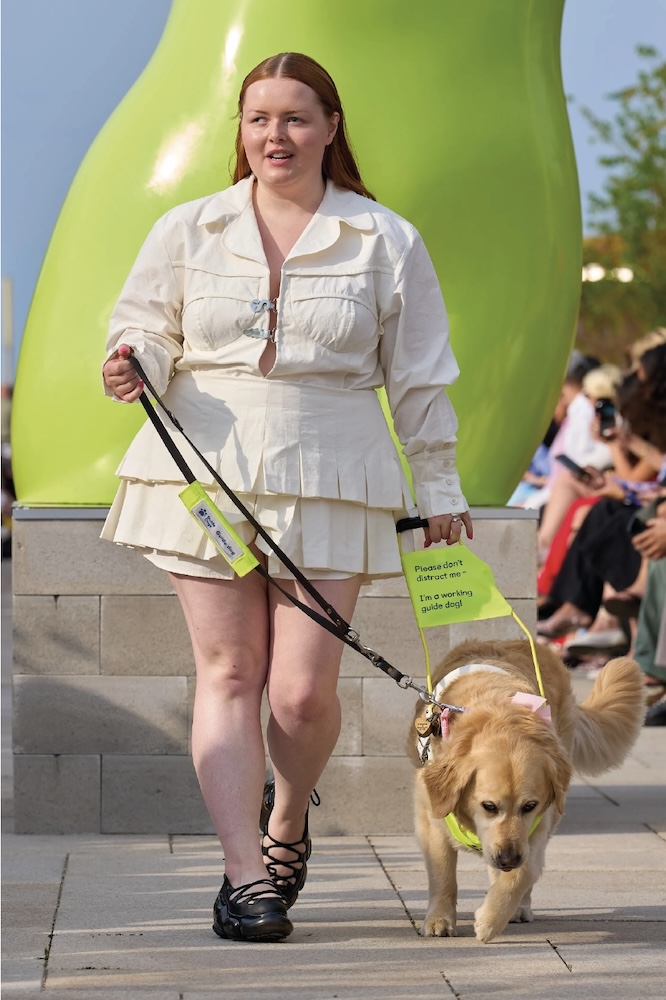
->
[[496, 849, 522, 871]]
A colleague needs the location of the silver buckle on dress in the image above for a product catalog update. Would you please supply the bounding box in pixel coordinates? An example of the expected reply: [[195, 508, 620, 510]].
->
[[244, 298, 276, 340], [250, 298, 275, 314]]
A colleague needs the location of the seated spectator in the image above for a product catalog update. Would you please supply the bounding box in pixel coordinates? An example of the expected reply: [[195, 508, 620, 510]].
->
[[536, 495, 648, 639], [537, 426, 662, 589], [537, 340, 666, 574], [535, 363, 623, 559], [523, 352, 606, 521], [617, 342, 666, 448], [537, 343, 666, 664], [507, 418, 560, 508]]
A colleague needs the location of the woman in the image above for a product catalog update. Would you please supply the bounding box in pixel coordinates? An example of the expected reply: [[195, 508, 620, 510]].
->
[[102, 52, 471, 942], [537, 360, 662, 597], [534, 360, 618, 561]]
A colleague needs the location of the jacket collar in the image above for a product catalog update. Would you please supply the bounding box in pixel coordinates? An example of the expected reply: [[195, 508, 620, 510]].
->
[[196, 176, 375, 264]]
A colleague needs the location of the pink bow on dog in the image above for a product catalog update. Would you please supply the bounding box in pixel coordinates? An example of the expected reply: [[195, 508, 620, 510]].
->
[[511, 691, 552, 725]]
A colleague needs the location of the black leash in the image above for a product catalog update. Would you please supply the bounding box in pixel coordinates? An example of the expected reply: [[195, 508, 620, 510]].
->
[[127, 356, 445, 703]]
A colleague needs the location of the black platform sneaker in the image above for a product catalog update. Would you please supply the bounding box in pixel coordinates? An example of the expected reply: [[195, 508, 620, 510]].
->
[[212, 876, 293, 942]]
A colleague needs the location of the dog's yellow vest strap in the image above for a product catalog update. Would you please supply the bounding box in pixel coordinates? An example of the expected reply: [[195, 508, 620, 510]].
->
[[444, 811, 543, 852], [510, 610, 546, 700], [398, 532, 434, 694], [444, 813, 484, 851]]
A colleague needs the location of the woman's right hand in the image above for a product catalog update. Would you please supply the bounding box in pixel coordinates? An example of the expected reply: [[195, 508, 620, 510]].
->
[[102, 345, 143, 402]]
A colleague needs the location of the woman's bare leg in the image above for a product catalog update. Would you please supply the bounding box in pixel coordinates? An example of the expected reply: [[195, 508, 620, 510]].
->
[[538, 471, 591, 560], [170, 565, 271, 888], [264, 576, 362, 849]]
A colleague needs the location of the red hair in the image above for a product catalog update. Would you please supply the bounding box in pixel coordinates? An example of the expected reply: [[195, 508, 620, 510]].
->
[[232, 52, 375, 200]]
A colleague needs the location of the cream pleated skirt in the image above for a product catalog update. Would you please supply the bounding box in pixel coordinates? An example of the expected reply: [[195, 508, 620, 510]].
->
[[101, 371, 415, 581]]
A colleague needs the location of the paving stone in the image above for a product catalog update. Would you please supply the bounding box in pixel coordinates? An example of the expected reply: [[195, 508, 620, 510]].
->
[[544, 828, 666, 870], [0, 967, 45, 995]]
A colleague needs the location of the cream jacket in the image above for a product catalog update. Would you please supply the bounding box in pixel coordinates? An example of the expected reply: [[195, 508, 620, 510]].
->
[[106, 177, 467, 517]]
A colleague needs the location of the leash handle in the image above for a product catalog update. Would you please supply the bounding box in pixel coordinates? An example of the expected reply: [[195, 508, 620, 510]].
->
[[396, 515, 429, 533]]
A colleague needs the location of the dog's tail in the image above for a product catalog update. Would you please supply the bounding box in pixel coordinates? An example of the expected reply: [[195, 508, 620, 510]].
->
[[572, 656, 645, 776]]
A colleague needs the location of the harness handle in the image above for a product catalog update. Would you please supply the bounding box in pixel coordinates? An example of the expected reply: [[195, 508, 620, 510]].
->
[[396, 515, 429, 533]]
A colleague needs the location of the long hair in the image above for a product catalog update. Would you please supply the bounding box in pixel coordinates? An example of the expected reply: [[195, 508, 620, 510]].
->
[[617, 343, 666, 450], [231, 52, 375, 200]]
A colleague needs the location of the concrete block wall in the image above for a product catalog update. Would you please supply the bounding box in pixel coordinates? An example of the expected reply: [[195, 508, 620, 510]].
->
[[11, 508, 537, 835]]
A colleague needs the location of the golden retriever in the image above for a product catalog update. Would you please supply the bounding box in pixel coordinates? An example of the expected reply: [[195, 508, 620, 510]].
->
[[407, 638, 645, 943]]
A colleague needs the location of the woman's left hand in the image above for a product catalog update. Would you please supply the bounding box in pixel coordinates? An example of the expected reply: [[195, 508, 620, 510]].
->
[[424, 510, 474, 547]]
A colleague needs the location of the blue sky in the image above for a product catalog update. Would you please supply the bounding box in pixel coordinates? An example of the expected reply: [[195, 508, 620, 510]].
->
[[2, 0, 665, 380]]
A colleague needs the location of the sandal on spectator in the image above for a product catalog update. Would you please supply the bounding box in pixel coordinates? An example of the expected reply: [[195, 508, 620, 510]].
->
[[602, 595, 642, 621], [536, 606, 592, 638], [563, 628, 630, 659], [644, 676, 666, 707], [644, 694, 666, 726]]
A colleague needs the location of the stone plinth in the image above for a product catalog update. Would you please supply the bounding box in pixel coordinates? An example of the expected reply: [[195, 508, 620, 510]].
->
[[11, 507, 536, 834]]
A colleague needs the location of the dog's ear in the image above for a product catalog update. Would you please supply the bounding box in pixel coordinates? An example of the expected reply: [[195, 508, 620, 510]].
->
[[422, 749, 474, 819], [545, 744, 572, 814]]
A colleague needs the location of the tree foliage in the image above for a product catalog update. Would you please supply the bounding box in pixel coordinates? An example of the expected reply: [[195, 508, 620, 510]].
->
[[576, 46, 666, 363]]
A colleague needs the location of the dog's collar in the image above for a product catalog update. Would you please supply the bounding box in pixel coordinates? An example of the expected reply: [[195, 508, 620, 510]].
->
[[418, 664, 551, 764], [435, 666, 552, 726], [433, 663, 509, 701], [444, 811, 543, 852], [418, 665, 509, 763]]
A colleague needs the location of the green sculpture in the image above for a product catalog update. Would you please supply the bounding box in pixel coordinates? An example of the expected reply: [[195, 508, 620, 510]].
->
[[12, 0, 580, 505]]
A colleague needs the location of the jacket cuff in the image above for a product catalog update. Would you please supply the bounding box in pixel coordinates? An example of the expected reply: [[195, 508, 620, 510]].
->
[[102, 341, 171, 400], [407, 447, 468, 518]]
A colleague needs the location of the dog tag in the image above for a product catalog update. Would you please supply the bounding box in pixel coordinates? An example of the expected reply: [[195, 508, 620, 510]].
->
[[415, 706, 442, 738], [415, 717, 434, 737]]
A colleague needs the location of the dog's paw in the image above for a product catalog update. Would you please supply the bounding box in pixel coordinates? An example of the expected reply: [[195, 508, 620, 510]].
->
[[419, 912, 457, 937], [473, 905, 506, 943], [509, 903, 533, 924]]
